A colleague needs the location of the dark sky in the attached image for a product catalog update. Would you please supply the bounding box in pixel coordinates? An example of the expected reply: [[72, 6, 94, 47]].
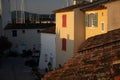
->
[[11, 0, 70, 14]]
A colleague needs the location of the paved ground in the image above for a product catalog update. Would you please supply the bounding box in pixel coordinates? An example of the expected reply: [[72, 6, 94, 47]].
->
[[0, 57, 35, 80]]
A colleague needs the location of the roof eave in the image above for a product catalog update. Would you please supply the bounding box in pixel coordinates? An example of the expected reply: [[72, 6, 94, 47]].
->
[[80, 0, 109, 11]]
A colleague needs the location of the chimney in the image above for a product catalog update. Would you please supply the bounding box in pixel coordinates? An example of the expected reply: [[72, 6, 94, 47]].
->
[[73, 0, 77, 5]]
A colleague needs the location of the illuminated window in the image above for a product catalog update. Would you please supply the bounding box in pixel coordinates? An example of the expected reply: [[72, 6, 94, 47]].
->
[[62, 14, 67, 27], [62, 38, 66, 51]]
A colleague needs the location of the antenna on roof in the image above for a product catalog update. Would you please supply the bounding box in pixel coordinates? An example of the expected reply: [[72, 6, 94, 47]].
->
[[66, 0, 69, 6]]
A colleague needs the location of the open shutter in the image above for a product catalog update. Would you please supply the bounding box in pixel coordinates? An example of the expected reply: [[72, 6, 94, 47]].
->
[[85, 14, 89, 27], [62, 15, 67, 27], [93, 13, 98, 27]]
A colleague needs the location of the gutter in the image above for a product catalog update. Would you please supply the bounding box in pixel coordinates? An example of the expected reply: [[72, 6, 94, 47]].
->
[[80, 0, 109, 10]]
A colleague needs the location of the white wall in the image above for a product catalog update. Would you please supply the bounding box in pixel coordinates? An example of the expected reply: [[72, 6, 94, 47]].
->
[[1, 0, 11, 29], [5, 29, 41, 54], [38, 33, 56, 72]]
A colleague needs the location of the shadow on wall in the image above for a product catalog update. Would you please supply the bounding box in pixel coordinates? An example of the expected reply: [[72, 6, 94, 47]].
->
[[56, 29, 74, 67]]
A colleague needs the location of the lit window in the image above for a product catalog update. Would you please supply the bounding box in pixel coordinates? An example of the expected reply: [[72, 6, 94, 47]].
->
[[62, 14, 67, 27], [62, 38, 66, 51]]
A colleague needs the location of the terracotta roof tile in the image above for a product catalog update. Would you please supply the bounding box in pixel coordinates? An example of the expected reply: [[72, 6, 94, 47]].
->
[[43, 30, 120, 79], [78, 28, 120, 52]]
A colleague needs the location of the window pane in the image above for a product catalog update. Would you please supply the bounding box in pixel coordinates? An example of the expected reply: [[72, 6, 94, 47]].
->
[[89, 13, 94, 27], [12, 30, 17, 37]]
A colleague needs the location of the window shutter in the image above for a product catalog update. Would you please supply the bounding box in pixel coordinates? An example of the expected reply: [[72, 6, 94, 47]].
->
[[62, 15, 67, 27], [85, 14, 89, 27], [62, 38, 66, 51], [93, 13, 98, 27]]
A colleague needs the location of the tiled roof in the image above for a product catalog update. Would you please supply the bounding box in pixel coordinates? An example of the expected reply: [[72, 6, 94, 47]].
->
[[4, 23, 55, 30], [42, 28, 120, 80], [54, 0, 117, 13], [54, 1, 89, 13], [78, 28, 120, 52]]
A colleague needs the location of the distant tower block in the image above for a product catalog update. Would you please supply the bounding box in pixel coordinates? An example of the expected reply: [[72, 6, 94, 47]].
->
[[1, 0, 11, 28]]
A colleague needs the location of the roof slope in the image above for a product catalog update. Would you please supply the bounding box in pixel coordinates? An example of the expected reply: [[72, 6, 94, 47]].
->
[[78, 28, 120, 52], [4, 23, 55, 30], [54, 1, 89, 13], [42, 28, 120, 80], [54, 0, 117, 13]]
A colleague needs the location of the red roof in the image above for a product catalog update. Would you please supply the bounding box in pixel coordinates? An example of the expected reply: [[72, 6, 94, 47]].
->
[[78, 28, 120, 52]]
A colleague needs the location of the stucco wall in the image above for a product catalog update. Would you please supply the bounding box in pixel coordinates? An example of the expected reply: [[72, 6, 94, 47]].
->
[[85, 9, 108, 39], [74, 8, 85, 51], [5, 29, 41, 54], [56, 11, 74, 67], [106, 1, 120, 31], [38, 33, 56, 71]]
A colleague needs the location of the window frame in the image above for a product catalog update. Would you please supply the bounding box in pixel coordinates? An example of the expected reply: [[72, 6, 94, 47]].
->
[[85, 12, 98, 27]]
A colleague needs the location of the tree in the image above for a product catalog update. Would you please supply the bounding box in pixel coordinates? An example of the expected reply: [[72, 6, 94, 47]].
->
[[0, 36, 12, 52]]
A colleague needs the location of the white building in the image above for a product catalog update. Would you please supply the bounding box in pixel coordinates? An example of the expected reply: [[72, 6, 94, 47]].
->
[[4, 23, 55, 54], [38, 27, 56, 74]]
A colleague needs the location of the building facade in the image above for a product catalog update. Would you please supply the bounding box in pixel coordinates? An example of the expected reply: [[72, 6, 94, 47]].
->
[[38, 32, 56, 74], [4, 23, 55, 54], [55, 5, 85, 66], [84, 0, 120, 39], [55, 0, 120, 67]]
